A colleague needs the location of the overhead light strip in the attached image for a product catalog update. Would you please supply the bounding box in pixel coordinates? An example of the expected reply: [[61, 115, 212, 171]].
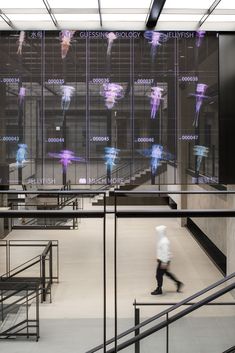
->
[[98, 0, 102, 27], [198, 0, 221, 27], [43, 0, 58, 28], [0, 10, 14, 29]]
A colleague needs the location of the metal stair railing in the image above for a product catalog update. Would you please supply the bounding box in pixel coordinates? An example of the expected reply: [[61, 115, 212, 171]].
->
[[86, 271, 235, 353], [0, 282, 40, 341]]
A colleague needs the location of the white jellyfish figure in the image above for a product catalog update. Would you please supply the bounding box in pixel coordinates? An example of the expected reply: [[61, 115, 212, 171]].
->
[[106, 32, 117, 56], [149, 86, 164, 119], [100, 83, 124, 109], [60, 30, 75, 59], [60, 85, 75, 112]]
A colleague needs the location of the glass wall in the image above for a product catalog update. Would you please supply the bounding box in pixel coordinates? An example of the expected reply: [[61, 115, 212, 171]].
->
[[0, 31, 219, 186]]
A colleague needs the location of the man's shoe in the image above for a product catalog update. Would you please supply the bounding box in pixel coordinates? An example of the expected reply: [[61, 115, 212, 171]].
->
[[176, 281, 184, 292], [151, 288, 162, 295]]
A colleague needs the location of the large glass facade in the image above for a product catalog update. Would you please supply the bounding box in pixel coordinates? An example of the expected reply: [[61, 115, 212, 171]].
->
[[0, 30, 218, 186]]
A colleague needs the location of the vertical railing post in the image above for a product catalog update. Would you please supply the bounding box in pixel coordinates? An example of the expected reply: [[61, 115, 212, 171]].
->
[[41, 255, 46, 302], [49, 244, 53, 303], [166, 313, 169, 353], [36, 285, 40, 341], [26, 288, 29, 338], [134, 302, 140, 353]]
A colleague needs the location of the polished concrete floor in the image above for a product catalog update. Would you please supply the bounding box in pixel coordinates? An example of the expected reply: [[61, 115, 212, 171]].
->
[[0, 199, 235, 352]]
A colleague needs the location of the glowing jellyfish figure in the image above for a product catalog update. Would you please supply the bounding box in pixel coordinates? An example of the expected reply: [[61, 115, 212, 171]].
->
[[104, 147, 120, 171], [144, 31, 168, 60], [48, 150, 85, 173], [17, 31, 25, 55], [106, 32, 117, 56], [150, 86, 163, 119], [18, 87, 26, 107], [151, 144, 164, 175], [193, 145, 209, 172], [100, 83, 124, 109], [16, 144, 28, 166], [190, 83, 209, 127], [196, 30, 206, 48], [60, 30, 75, 59], [60, 85, 75, 112]]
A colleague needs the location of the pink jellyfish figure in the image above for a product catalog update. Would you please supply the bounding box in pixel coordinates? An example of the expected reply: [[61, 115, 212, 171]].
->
[[60, 85, 75, 112], [18, 87, 26, 107], [144, 31, 168, 60], [48, 150, 85, 173], [17, 31, 26, 55], [100, 83, 124, 109], [60, 30, 75, 59], [150, 86, 164, 119], [190, 83, 209, 127], [106, 32, 117, 56], [196, 30, 206, 48]]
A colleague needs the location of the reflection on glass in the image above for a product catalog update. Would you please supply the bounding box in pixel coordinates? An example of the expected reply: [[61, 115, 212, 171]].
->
[[106, 32, 117, 56], [193, 145, 209, 172], [60, 85, 75, 112], [60, 30, 75, 59], [16, 144, 28, 166], [100, 83, 124, 109], [104, 147, 120, 171], [17, 31, 26, 55], [48, 149, 85, 173]]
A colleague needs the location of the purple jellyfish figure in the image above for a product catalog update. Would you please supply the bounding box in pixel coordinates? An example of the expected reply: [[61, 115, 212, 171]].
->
[[190, 83, 209, 127], [150, 86, 163, 119], [106, 32, 117, 56], [144, 31, 168, 60], [151, 144, 163, 175], [17, 31, 25, 55], [196, 30, 206, 48], [60, 85, 75, 112], [16, 144, 28, 166], [104, 147, 120, 171], [100, 83, 124, 109], [48, 150, 85, 173], [193, 145, 209, 172], [18, 87, 26, 107], [60, 30, 75, 59]]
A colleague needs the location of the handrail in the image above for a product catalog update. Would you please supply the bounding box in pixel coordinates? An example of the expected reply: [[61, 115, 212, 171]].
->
[[106, 282, 235, 352], [222, 346, 235, 353], [86, 272, 235, 353], [1, 254, 41, 279]]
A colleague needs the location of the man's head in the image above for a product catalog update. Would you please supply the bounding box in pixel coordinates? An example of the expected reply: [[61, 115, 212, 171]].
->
[[155, 225, 167, 239]]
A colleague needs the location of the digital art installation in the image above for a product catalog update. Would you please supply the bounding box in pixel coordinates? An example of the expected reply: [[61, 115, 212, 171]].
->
[[17, 31, 25, 55], [61, 85, 75, 112], [100, 83, 124, 109], [139, 144, 172, 175], [193, 145, 209, 172], [144, 31, 168, 60], [106, 32, 117, 56], [16, 144, 28, 166], [149, 86, 163, 119], [60, 30, 75, 59], [18, 87, 26, 107], [190, 83, 209, 127], [48, 150, 85, 173], [196, 30, 206, 48], [104, 147, 120, 170]]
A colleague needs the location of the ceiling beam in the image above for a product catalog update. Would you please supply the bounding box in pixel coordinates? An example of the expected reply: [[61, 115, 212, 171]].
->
[[0, 10, 15, 29], [198, 0, 221, 28], [146, 0, 166, 28], [98, 0, 102, 27], [42, 0, 58, 28]]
